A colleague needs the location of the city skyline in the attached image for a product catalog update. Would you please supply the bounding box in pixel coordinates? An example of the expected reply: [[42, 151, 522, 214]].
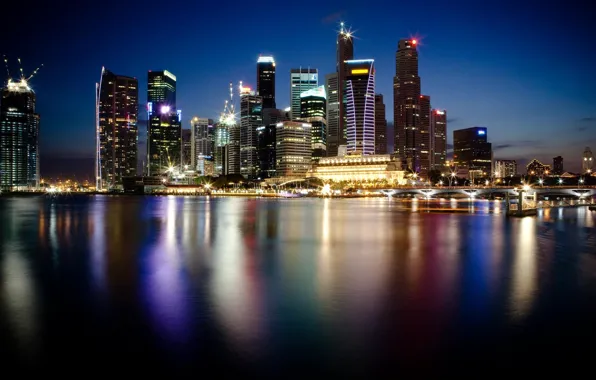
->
[[1, 0, 594, 177]]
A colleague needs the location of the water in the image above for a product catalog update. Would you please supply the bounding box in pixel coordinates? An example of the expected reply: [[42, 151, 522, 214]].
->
[[1, 195, 595, 375]]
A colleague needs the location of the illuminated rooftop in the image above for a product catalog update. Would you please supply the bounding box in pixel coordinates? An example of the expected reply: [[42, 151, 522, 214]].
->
[[5, 78, 33, 93], [257, 56, 275, 64], [300, 85, 326, 99]]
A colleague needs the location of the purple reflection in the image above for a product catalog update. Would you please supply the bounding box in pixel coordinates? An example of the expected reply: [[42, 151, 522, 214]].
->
[[140, 197, 192, 345], [89, 197, 107, 293]]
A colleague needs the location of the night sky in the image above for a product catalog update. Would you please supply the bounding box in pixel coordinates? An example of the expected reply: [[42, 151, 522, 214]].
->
[[2, 0, 594, 179]]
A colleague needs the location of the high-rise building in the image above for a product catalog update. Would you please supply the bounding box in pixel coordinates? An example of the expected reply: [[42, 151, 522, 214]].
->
[[257, 56, 276, 109], [276, 121, 312, 178], [257, 124, 276, 179], [181, 129, 191, 167], [337, 22, 354, 155], [1, 77, 40, 190], [290, 68, 318, 120], [95, 69, 138, 190], [453, 127, 492, 176], [418, 95, 431, 178], [147, 70, 181, 176], [262, 108, 290, 126], [494, 160, 517, 178], [582, 147, 594, 173], [325, 73, 340, 156], [239, 86, 262, 179], [190, 117, 214, 170], [553, 156, 564, 175], [393, 38, 421, 172], [344, 59, 375, 155], [374, 94, 387, 155], [431, 109, 447, 170], [300, 86, 327, 160]]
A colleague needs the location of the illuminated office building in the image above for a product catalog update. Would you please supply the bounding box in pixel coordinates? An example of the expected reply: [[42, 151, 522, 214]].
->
[[344, 59, 375, 156], [431, 109, 447, 170], [257, 124, 276, 179], [418, 94, 431, 178], [325, 72, 340, 156], [300, 86, 327, 160], [453, 127, 492, 175], [239, 86, 262, 178], [190, 117, 214, 170], [1, 77, 40, 190], [147, 70, 181, 175], [275, 121, 312, 178], [494, 160, 517, 178]]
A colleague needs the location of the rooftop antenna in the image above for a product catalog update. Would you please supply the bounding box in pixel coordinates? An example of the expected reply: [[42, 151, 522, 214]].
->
[[17, 57, 24, 79], [27, 63, 44, 81]]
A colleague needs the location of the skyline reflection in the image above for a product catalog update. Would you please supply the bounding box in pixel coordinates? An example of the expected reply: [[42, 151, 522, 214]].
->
[[0, 196, 595, 373]]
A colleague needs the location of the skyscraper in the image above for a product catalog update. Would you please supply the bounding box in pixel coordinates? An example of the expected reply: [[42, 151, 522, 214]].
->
[[239, 86, 262, 179], [431, 109, 447, 170], [257, 56, 276, 109], [190, 117, 213, 170], [418, 95, 431, 178], [374, 94, 387, 155], [344, 59, 375, 155], [335, 23, 354, 155], [214, 122, 229, 175], [1, 77, 40, 190], [325, 73, 340, 156], [300, 85, 327, 160], [290, 68, 318, 120], [394, 38, 421, 172], [453, 127, 492, 177], [95, 69, 138, 189], [147, 70, 181, 176], [494, 160, 517, 178]]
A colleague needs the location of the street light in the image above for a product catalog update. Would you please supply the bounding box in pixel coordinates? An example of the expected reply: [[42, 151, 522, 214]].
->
[[558, 178, 563, 186]]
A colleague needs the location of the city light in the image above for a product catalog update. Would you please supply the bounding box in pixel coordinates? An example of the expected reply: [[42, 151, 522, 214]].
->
[[161, 105, 171, 114], [412, 39, 417, 45]]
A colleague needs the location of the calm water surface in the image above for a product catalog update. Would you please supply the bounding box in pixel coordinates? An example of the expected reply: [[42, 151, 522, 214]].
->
[[1, 195, 595, 375]]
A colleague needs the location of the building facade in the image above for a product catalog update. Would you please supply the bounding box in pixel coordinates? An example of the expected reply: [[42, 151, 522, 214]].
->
[[418, 94, 431, 178], [494, 159, 517, 178], [553, 156, 564, 175], [374, 94, 387, 155], [257, 56, 276, 109], [393, 38, 421, 173], [431, 109, 447, 170], [1, 78, 40, 190], [147, 70, 181, 175], [190, 117, 213, 170], [214, 122, 229, 175], [290, 68, 318, 120], [325, 73, 340, 157], [276, 121, 312, 178], [453, 127, 492, 176], [182, 129, 191, 167], [239, 88, 262, 179], [257, 124, 276, 179], [344, 59, 375, 156]]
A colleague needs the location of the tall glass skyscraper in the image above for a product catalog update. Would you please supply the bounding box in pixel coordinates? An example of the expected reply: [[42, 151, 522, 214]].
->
[[147, 70, 181, 176], [290, 68, 318, 120], [300, 86, 327, 160], [325, 73, 340, 156], [374, 94, 387, 155], [190, 117, 213, 170], [0, 78, 40, 190], [95, 68, 138, 190], [257, 56, 276, 109], [344, 59, 375, 155], [431, 109, 447, 170]]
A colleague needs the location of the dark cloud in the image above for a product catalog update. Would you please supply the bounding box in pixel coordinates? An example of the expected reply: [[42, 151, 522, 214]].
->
[[580, 117, 595, 122], [447, 118, 458, 124], [577, 126, 589, 132], [492, 140, 541, 152], [321, 10, 346, 24]]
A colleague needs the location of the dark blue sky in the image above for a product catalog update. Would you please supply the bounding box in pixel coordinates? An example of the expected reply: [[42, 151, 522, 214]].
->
[[2, 0, 595, 177]]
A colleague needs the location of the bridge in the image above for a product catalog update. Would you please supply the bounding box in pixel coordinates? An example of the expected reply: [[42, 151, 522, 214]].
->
[[377, 186, 596, 200]]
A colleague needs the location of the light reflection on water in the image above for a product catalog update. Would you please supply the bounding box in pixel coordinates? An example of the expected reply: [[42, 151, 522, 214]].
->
[[0, 195, 595, 374]]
